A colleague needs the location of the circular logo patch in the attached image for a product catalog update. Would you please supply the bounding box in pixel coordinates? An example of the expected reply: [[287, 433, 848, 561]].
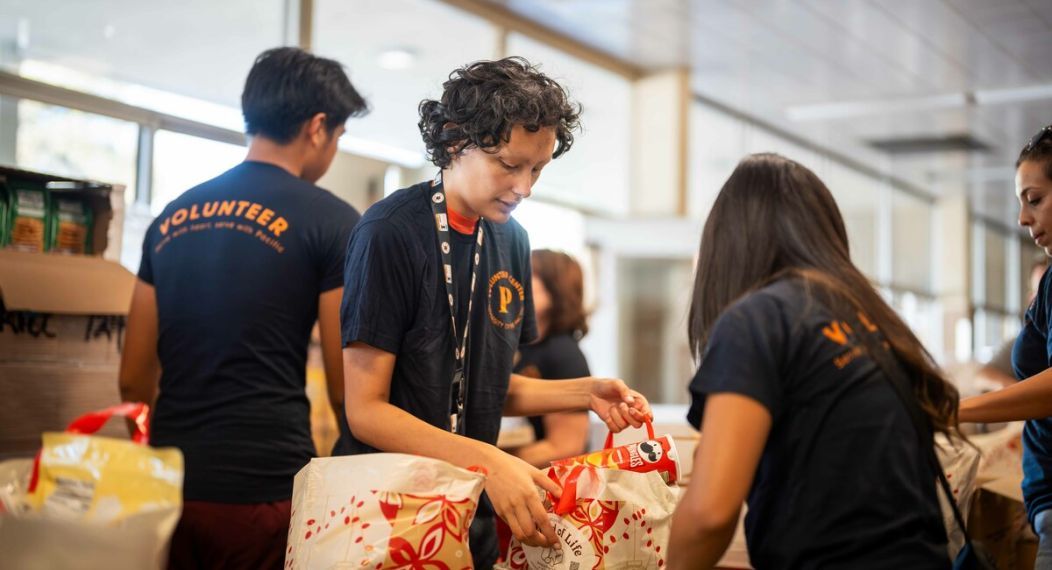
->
[[488, 271, 525, 330]]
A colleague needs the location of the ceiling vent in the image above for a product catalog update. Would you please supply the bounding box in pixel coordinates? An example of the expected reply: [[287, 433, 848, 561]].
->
[[866, 134, 991, 155]]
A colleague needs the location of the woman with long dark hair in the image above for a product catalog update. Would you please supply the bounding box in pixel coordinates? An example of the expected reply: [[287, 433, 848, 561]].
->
[[667, 153, 957, 569]]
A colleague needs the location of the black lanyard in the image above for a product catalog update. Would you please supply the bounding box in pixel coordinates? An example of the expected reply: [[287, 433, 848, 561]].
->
[[428, 179, 484, 434]]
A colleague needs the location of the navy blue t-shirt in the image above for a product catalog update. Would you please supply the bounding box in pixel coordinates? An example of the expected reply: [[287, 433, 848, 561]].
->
[[138, 161, 361, 503], [1013, 266, 1052, 526], [687, 279, 948, 570], [513, 333, 590, 445], [334, 181, 538, 455]]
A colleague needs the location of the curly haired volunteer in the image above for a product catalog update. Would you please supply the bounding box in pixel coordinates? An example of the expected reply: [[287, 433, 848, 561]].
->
[[334, 57, 651, 568]]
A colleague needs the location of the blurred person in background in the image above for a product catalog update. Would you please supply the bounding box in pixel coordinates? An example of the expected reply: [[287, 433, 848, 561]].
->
[[669, 153, 955, 569], [959, 124, 1052, 569], [510, 249, 592, 467], [974, 257, 1048, 389], [119, 47, 368, 570]]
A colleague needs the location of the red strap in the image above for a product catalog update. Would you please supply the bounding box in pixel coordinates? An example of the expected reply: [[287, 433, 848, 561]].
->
[[28, 402, 151, 493], [603, 418, 656, 449], [553, 465, 589, 516]]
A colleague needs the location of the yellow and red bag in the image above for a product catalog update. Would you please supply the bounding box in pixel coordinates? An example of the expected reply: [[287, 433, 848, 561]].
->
[[0, 402, 184, 569]]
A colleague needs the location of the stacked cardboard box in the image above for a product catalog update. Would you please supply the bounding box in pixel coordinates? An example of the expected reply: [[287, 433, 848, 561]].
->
[[0, 166, 132, 460]]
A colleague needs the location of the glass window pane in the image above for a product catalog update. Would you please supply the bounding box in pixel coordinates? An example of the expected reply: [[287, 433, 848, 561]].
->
[[7, 96, 138, 197], [3, 0, 285, 121], [984, 227, 1008, 311], [688, 103, 745, 217], [824, 164, 879, 279], [314, 0, 499, 160], [151, 130, 244, 216], [617, 257, 694, 405], [891, 191, 933, 293], [506, 34, 632, 216]]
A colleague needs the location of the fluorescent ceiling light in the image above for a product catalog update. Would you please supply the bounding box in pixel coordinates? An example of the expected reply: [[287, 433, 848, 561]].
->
[[786, 93, 967, 122], [974, 84, 1052, 105], [787, 83, 1052, 122], [376, 48, 417, 71]]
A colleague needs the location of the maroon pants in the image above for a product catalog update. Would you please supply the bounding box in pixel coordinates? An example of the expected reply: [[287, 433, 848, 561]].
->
[[168, 500, 291, 570]]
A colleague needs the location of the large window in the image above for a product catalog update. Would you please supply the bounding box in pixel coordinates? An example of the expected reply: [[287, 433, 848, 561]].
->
[[891, 191, 934, 293], [151, 130, 244, 215], [313, 0, 499, 161], [2, 0, 286, 121], [2, 96, 138, 198], [688, 103, 745, 217], [506, 34, 633, 216]]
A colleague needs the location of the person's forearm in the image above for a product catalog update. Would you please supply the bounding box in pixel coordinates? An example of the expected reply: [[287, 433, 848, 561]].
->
[[512, 440, 564, 468], [667, 510, 736, 570], [974, 366, 1017, 389], [503, 374, 591, 416], [347, 399, 495, 468], [961, 366, 1052, 423]]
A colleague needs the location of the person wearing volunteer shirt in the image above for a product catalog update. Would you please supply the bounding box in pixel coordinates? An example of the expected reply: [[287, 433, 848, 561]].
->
[[959, 124, 1052, 569], [335, 57, 651, 568], [667, 154, 955, 569], [119, 47, 367, 569]]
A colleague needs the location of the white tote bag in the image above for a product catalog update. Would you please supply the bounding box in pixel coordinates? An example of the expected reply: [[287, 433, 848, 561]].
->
[[285, 453, 486, 570]]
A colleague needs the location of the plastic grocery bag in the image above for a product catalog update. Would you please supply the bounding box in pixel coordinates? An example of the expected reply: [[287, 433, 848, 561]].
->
[[285, 453, 487, 570], [0, 402, 184, 570]]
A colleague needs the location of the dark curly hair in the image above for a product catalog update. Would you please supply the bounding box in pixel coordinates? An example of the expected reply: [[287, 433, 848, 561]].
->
[[1018, 124, 1052, 180], [418, 57, 581, 169]]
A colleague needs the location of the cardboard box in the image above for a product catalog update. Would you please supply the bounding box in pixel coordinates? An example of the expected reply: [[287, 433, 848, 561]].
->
[[0, 167, 132, 460], [968, 478, 1037, 570]]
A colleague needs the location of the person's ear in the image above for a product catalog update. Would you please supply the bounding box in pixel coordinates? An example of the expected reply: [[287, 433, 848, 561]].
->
[[306, 113, 327, 147]]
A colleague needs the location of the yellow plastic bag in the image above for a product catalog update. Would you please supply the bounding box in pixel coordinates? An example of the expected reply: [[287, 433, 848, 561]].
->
[[0, 402, 183, 569]]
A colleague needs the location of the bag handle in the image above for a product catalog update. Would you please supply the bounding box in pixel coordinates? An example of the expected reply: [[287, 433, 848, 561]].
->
[[28, 402, 151, 493], [551, 464, 590, 516], [602, 419, 656, 450]]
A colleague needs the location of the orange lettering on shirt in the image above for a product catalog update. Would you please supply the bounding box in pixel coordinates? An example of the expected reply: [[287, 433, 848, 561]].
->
[[821, 321, 849, 346], [202, 201, 219, 217], [159, 217, 171, 235], [245, 203, 262, 221], [858, 312, 878, 333], [257, 208, 274, 226], [268, 217, 288, 237], [171, 208, 188, 226], [218, 201, 236, 216], [235, 201, 251, 216], [499, 286, 513, 314], [189, 204, 200, 220]]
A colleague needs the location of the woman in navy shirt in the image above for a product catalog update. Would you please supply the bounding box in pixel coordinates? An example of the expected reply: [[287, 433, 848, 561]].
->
[[668, 154, 957, 569], [960, 124, 1052, 569]]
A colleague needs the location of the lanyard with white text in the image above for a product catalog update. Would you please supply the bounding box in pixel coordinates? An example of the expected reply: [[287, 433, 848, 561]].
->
[[428, 179, 484, 434]]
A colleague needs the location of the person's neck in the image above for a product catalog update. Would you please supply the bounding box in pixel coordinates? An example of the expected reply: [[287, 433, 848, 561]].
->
[[245, 137, 305, 179], [440, 170, 480, 233]]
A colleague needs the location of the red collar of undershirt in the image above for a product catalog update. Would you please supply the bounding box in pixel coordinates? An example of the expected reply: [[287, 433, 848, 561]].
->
[[447, 206, 479, 234]]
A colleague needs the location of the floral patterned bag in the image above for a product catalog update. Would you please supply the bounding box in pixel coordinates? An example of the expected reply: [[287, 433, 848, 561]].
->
[[284, 454, 486, 570], [505, 464, 678, 570]]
